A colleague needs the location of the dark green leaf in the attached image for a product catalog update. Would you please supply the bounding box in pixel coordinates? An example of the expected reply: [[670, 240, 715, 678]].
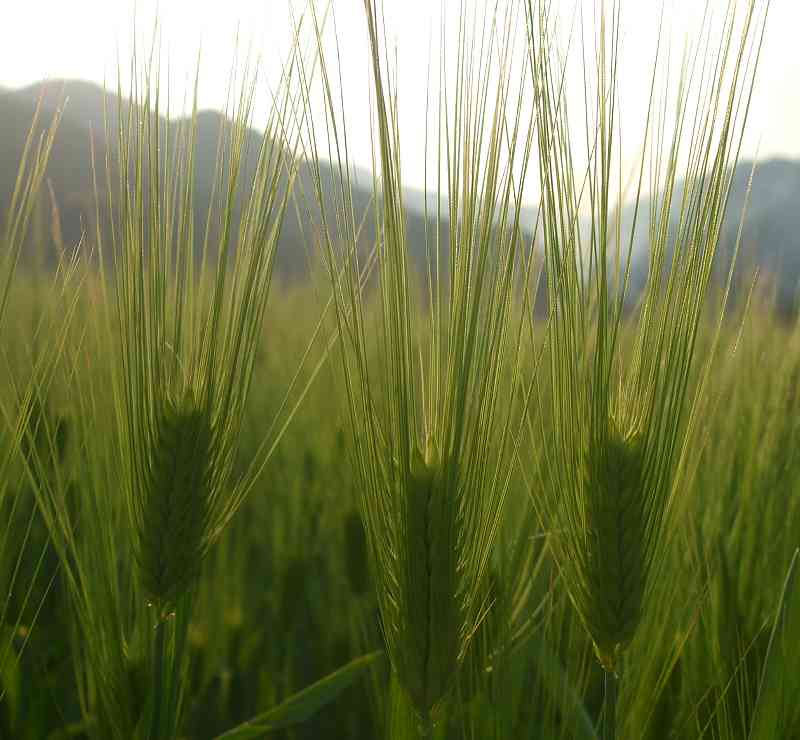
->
[[215, 651, 384, 739]]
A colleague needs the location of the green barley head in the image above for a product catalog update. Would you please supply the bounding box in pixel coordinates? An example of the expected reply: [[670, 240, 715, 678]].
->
[[526, 0, 768, 673], [393, 440, 462, 717], [109, 46, 304, 613], [582, 419, 646, 669], [305, 0, 536, 727], [136, 390, 216, 613], [19, 28, 314, 740]]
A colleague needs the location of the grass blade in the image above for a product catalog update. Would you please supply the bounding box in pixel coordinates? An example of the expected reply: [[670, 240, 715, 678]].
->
[[215, 651, 384, 739]]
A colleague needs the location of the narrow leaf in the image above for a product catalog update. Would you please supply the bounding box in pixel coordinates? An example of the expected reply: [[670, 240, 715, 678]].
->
[[215, 651, 384, 739]]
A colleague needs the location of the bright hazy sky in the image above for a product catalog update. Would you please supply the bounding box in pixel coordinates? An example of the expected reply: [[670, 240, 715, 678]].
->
[[1, 1, 796, 196]]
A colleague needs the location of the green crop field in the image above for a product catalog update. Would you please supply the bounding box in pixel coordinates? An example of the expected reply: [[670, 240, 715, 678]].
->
[[1, 1, 797, 738]]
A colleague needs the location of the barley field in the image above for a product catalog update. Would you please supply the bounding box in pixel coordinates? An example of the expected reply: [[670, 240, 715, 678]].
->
[[1, 1, 798, 738]]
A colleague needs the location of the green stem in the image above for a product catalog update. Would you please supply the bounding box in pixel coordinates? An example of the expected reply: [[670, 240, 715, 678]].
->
[[388, 673, 433, 740], [602, 667, 617, 740], [149, 616, 167, 740]]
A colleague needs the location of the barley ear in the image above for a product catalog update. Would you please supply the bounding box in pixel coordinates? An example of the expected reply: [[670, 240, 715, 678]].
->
[[136, 391, 215, 615], [584, 423, 646, 671], [397, 443, 461, 721]]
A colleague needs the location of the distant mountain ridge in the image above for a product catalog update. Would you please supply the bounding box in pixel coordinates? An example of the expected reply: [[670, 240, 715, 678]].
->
[[0, 78, 442, 280], [1, 79, 798, 308], [620, 157, 800, 309]]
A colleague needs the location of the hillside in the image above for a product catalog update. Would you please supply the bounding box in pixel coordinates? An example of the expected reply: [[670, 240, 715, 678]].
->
[[0, 79, 442, 280], [620, 157, 800, 310], [1, 79, 798, 307]]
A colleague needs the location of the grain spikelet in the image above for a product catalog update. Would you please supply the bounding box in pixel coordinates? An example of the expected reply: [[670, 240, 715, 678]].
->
[[395, 443, 462, 719], [584, 423, 646, 670], [137, 392, 215, 612]]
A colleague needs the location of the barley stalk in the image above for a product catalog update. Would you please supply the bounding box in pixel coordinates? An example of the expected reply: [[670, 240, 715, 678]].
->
[[525, 0, 769, 735], [303, 0, 537, 731], [20, 27, 310, 736]]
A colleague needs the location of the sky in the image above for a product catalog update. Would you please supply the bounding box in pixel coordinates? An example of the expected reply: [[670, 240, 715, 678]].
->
[[1, 1, 797, 199]]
